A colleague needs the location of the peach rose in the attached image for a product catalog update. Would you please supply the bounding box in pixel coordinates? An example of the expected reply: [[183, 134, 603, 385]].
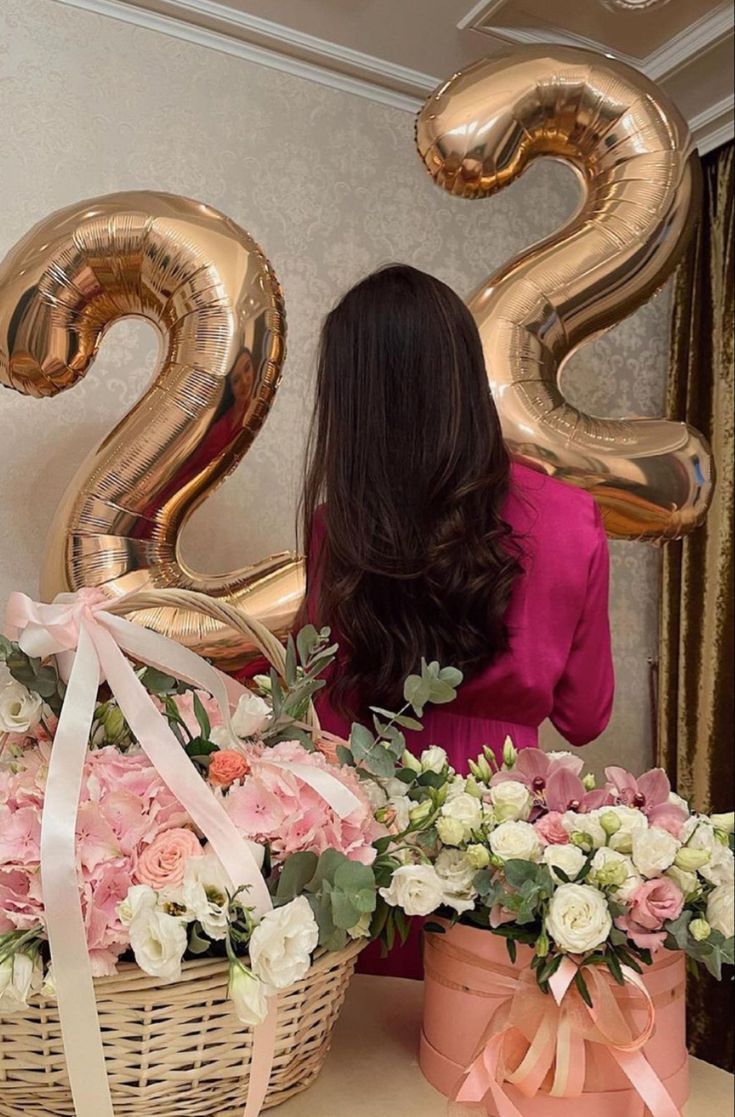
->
[[209, 749, 250, 788], [134, 828, 203, 888]]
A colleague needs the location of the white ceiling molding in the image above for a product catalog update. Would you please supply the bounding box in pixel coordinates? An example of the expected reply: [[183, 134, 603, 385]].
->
[[51, 0, 433, 110], [690, 95, 735, 155], [461, 0, 734, 81]]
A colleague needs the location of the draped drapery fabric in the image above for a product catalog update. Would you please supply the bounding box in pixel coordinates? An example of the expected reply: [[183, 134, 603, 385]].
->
[[658, 141, 734, 1072]]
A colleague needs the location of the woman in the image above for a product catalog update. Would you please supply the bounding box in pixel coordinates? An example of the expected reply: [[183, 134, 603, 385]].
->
[[300, 264, 614, 763]]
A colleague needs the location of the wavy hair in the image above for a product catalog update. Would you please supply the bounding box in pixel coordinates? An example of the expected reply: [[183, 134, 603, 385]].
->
[[300, 264, 522, 715]]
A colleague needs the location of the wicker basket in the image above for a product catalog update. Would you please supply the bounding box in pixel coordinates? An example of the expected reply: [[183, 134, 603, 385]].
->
[[0, 588, 361, 1117]]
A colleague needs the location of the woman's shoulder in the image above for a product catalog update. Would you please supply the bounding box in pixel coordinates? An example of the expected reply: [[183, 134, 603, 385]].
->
[[507, 461, 604, 550]]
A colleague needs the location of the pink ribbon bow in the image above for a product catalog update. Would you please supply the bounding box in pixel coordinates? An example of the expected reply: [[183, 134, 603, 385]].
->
[[4, 589, 360, 1117], [424, 935, 683, 1117]]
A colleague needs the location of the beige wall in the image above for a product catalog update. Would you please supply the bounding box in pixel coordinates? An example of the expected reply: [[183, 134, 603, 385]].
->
[[0, 0, 670, 772]]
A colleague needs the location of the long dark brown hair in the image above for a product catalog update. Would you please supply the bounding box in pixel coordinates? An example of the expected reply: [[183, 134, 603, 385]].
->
[[300, 264, 521, 715]]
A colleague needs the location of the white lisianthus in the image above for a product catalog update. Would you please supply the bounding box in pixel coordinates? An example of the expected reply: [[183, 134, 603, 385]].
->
[[436, 816, 467, 847], [0, 953, 40, 1014], [440, 793, 483, 839], [589, 848, 642, 902], [665, 864, 700, 900], [631, 827, 680, 879], [542, 844, 586, 883], [445, 778, 468, 801], [489, 820, 542, 863], [687, 824, 734, 886], [706, 883, 735, 939], [41, 963, 56, 999], [228, 962, 269, 1026], [249, 897, 319, 990], [603, 807, 649, 854], [466, 844, 491, 870], [562, 810, 606, 849], [546, 884, 612, 954], [177, 854, 231, 940], [710, 812, 735, 835], [380, 864, 445, 917], [421, 747, 448, 774], [118, 884, 158, 926], [435, 850, 478, 915], [490, 780, 532, 822], [231, 692, 271, 739], [0, 679, 43, 734], [129, 907, 188, 983]]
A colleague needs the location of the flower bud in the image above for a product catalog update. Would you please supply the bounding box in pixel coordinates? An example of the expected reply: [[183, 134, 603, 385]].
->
[[401, 750, 422, 774], [502, 737, 518, 769], [600, 811, 622, 837], [465, 844, 491, 870], [674, 847, 711, 872], [582, 773, 597, 791], [535, 926, 550, 958], [465, 776, 484, 800], [689, 918, 711, 942], [571, 831, 593, 851], [710, 812, 734, 835], [409, 800, 434, 826], [103, 705, 126, 742]]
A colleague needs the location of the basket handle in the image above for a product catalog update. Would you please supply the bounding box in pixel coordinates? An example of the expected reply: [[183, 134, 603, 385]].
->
[[107, 588, 321, 735]]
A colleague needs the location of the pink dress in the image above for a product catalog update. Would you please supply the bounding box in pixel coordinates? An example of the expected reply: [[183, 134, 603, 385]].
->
[[310, 462, 614, 766]]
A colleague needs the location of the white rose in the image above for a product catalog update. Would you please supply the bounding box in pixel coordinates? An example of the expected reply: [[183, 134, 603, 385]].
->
[[603, 807, 649, 854], [0, 953, 40, 1014], [543, 844, 586, 883], [228, 962, 269, 1026], [546, 884, 612, 954], [706, 883, 735, 939], [562, 810, 606, 849], [380, 864, 445, 917], [118, 884, 158, 926], [440, 793, 483, 839], [421, 747, 448, 774], [435, 850, 478, 914], [129, 907, 188, 983], [589, 848, 643, 902], [489, 821, 542, 863], [490, 780, 532, 822], [632, 828, 680, 879], [231, 692, 271, 739], [0, 679, 43, 734], [436, 816, 467, 847], [249, 897, 319, 990]]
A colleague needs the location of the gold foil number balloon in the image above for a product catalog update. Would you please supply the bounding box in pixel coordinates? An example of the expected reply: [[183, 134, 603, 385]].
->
[[0, 192, 303, 667], [417, 46, 713, 540]]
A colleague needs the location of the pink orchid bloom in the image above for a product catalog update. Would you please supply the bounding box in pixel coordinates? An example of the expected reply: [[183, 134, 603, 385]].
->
[[605, 767, 687, 835], [545, 768, 612, 814], [490, 748, 583, 794]]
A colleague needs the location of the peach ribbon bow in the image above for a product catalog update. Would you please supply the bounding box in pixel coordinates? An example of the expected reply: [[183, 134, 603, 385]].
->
[[5, 589, 360, 1117]]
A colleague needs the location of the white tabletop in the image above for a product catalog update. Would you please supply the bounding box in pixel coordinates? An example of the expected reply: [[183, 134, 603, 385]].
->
[[278, 974, 734, 1116]]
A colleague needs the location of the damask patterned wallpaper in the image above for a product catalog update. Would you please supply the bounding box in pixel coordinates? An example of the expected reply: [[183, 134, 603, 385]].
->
[[0, 0, 671, 772]]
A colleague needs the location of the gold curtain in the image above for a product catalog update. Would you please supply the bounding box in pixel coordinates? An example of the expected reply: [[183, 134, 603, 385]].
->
[[658, 141, 734, 1071]]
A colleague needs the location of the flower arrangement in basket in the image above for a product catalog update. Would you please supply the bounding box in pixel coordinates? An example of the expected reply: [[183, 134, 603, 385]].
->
[[0, 588, 458, 1117], [345, 707, 734, 1116]]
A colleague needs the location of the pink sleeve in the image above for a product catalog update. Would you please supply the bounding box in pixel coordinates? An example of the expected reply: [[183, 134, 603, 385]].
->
[[550, 504, 614, 747]]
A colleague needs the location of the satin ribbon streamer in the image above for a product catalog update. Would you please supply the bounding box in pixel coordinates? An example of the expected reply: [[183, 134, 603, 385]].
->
[[429, 937, 683, 1117], [4, 589, 361, 1117]]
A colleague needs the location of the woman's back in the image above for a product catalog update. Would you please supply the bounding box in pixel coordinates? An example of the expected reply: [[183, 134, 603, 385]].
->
[[311, 461, 614, 766]]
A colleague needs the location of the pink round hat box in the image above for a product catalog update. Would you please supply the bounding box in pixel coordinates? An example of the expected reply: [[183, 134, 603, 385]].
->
[[420, 922, 688, 1117]]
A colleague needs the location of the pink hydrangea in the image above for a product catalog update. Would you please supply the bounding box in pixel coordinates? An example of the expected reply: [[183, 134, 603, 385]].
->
[[226, 740, 384, 865]]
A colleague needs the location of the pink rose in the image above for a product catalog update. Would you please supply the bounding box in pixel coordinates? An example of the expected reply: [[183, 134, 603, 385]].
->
[[209, 749, 250, 788], [615, 877, 684, 951], [134, 828, 203, 888], [534, 811, 570, 845]]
